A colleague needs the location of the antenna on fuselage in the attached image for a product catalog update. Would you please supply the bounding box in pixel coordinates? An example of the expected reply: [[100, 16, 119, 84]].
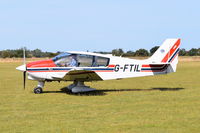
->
[[120, 53, 124, 57]]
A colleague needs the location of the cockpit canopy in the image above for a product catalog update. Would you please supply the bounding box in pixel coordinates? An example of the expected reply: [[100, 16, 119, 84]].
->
[[52, 52, 110, 67]]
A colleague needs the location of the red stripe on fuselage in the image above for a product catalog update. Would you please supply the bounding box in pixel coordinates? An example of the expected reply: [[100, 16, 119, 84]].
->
[[108, 65, 116, 68], [27, 59, 56, 68]]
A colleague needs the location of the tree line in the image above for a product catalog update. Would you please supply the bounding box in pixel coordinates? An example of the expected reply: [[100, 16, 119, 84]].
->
[[0, 48, 58, 58], [96, 47, 200, 57], [0, 47, 200, 58]]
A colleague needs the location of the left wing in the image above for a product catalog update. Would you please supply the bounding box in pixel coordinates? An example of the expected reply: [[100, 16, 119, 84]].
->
[[52, 70, 103, 81]]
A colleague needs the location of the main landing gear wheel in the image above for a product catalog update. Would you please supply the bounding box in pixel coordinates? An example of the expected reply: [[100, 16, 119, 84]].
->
[[34, 87, 43, 94], [67, 81, 96, 93]]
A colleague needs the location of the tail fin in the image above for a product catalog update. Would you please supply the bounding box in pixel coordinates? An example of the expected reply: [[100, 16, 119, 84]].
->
[[148, 38, 181, 72]]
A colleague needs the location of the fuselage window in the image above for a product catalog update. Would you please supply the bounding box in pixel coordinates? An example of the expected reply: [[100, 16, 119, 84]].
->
[[96, 57, 109, 67], [78, 56, 109, 67], [53, 53, 110, 67], [78, 55, 93, 67]]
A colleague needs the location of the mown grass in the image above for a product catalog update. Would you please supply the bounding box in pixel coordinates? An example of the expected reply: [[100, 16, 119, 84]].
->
[[0, 61, 200, 133]]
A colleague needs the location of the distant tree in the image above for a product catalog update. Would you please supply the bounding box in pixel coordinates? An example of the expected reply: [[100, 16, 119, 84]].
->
[[56, 51, 62, 55], [127, 50, 135, 54], [112, 49, 117, 56], [1, 50, 10, 58], [179, 48, 187, 56], [134, 49, 149, 56], [32, 49, 43, 57], [112, 48, 124, 56], [43, 52, 58, 58], [188, 48, 198, 56], [150, 46, 159, 55], [124, 50, 135, 57], [14, 48, 24, 58], [94, 51, 112, 54], [198, 48, 200, 56], [118, 48, 124, 56]]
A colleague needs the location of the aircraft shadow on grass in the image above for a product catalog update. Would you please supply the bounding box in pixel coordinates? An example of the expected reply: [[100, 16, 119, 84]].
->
[[43, 87, 184, 96]]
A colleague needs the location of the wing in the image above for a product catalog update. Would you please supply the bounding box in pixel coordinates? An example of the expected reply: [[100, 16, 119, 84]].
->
[[52, 70, 103, 81]]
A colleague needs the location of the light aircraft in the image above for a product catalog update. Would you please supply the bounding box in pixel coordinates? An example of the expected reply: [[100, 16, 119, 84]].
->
[[16, 39, 181, 94]]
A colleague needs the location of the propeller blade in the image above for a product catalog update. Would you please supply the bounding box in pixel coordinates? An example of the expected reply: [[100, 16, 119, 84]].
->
[[23, 47, 26, 90], [23, 71, 26, 89]]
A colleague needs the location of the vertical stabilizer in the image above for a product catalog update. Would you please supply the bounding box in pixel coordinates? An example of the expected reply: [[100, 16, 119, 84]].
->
[[148, 38, 181, 73], [148, 39, 181, 64]]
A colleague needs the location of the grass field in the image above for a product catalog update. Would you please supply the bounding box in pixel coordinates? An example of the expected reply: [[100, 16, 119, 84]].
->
[[0, 60, 200, 133]]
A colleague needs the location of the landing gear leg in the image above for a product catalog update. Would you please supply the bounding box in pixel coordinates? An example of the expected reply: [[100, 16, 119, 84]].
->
[[34, 81, 45, 94], [67, 81, 78, 90]]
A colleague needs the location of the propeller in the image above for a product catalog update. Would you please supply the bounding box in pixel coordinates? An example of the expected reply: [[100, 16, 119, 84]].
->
[[16, 47, 27, 89], [23, 47, 27, 89]]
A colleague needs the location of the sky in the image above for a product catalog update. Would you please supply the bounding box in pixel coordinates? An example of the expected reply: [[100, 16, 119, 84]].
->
[[0, 0, 199, 52]]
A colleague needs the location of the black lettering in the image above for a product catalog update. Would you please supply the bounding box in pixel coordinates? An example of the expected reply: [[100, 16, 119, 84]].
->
[[136, 65, 140, 72], [134, 65, 137, 72], [114, 65, 120, 72], [123, 64, 129, 72], [130, 64, 134, 72]]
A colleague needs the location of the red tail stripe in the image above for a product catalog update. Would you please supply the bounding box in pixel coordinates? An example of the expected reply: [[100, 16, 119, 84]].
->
[[161, 39, 181, 63]]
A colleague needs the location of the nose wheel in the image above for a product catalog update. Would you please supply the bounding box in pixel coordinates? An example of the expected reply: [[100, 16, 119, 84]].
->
[[34, 87, 43, 94], [34, 81, 45, 94]]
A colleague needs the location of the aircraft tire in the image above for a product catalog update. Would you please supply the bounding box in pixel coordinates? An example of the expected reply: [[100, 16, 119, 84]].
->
[[34, 87, 43, 94]]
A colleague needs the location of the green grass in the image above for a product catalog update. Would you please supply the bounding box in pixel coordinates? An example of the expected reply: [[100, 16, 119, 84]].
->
[[0, 61, 200, 133]]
